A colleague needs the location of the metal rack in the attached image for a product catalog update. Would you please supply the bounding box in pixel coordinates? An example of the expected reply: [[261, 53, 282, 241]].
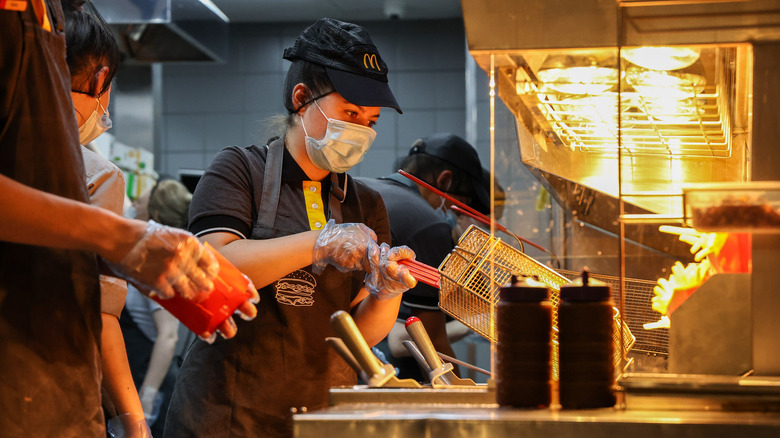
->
[[514, 48, 734, 158]]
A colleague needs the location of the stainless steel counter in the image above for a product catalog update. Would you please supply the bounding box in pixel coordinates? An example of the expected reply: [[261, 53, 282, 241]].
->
[[293, 403, 780, 438], [294, 380, 780, 438]]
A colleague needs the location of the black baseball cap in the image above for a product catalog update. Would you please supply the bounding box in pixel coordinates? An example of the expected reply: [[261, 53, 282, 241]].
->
[[283, 18, 402, 114], [408, 133, 489, 210]]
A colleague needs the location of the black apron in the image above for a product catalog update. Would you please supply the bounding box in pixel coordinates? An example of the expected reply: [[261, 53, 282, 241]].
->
[[0, 1, 104, 436], [166, 138, 365, 438]]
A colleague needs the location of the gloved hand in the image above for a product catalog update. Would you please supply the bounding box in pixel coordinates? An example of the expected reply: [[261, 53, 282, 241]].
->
[[197, 275, 260, 344], [106, 413, 152, 438], [364, 243, 417, 300], [312, 219, 379, 274], [109, 220, 219, 301], [139, 385, 164, 426]]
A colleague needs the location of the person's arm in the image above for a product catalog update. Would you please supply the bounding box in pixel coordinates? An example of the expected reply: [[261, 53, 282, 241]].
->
[[201, 230, 322, 290], [351, 291, 403, 347], [101, 313, 149, 435], [346, 185, 414, 346], [140, 308, 179, 394], [204, 228, 406, 344], [0, 173, 143, 262], [201, 217, 387, 290], [0, 173, 255, 337]]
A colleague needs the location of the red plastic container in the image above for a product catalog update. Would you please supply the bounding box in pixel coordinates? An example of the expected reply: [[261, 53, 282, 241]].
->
[[152, 242, 252, 336]]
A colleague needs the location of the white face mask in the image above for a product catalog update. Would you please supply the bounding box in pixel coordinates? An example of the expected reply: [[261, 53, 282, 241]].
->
[[78, 96, 112, 145], [436, 195, 457, 230], [300, 100, 376, 174]]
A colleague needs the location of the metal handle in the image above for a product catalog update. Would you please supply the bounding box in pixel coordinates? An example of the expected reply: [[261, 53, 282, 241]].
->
[[402, 339, 433, 376], [330, 310, 385, 380], [325, 337, 366, 378], [437, 351, 492, 377], [404, 317, 447, 378]]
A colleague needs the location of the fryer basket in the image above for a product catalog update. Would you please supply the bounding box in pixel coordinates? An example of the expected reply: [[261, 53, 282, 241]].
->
[[438, 225, 635, 379]]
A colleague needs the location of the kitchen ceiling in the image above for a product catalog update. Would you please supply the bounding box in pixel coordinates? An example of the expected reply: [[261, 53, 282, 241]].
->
[[209, 0, 463, 23]]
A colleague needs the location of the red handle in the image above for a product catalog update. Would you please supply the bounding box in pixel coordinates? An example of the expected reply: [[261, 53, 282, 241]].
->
[[398, 169, 485, 220], [398, 259, 440, 288], [450, 205, 508, 233], [398, 169, 551, 254]]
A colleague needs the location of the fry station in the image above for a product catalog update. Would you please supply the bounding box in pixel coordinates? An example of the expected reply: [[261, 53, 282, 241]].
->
[[293, 1, 780, 436]]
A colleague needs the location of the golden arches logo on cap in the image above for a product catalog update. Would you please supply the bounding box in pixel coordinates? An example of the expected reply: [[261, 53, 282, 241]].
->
[[363, 53, 381, 71]]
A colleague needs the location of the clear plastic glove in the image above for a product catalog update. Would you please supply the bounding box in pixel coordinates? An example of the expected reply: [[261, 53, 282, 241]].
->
[[106, 413, 152, 438], [109, 220, 219, 300], [312, 219, 379, 274], [139, 385, 164, 425], [364, 243, 417, 300]]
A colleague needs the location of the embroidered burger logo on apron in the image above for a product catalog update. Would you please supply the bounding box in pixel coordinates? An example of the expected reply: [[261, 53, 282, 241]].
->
[[275, 270, 316, 306]]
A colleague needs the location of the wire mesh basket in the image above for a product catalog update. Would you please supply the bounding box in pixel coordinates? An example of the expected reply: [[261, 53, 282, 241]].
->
[[438, 225, 635, 379]]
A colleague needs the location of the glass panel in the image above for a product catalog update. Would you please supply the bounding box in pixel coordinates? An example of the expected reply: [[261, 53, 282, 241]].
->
[[469, 42, 753, 379]]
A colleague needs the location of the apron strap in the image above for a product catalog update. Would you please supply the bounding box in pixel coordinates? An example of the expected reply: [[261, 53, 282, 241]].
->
[[255, 136, 347, 228], [257, 137, 285, 229], [328, 173, 344, 224]]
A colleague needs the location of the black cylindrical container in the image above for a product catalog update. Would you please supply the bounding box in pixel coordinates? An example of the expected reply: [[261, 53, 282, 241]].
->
[[557, 269, 616, 409], [495, 275, 553, 408]]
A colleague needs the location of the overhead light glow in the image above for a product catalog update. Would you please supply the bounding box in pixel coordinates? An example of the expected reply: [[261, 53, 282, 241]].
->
[[537, 66, 618, 95], [622, 47, 701, 71]]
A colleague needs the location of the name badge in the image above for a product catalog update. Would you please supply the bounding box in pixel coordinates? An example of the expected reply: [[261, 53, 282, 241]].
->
[[0, 0, 27, 11]]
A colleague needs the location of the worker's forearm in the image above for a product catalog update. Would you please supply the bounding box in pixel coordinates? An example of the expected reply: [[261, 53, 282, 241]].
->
[[0, 174, 144, 262], [207, 230, 321, 289], [101, 314, 144, 417], [352, 291, 403, 347], [141, 337, 177, 391], [142, 310, 179, 390]]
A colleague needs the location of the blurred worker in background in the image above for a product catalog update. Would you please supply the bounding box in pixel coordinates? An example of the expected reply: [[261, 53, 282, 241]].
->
[[122, 179, 193, 437], [65, 4, 151, 436]]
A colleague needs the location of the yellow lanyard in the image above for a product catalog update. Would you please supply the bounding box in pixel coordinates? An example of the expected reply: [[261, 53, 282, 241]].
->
[[303, 181, 328, 231]]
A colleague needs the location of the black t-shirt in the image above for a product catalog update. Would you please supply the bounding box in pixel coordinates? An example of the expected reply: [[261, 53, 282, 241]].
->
[[190, 145, 335, 239]]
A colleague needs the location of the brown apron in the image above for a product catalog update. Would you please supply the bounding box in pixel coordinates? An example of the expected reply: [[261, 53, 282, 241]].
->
[[0, 1, 104, 436], [166, 138, 364, 438]]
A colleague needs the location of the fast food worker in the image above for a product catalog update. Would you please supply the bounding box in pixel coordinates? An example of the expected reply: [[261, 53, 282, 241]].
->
[[165, 18, 416, 438]]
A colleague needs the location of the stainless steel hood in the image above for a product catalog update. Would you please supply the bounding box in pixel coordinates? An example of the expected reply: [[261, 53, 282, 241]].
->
[[462, 0, 780, 51], [92, 0, 229, 63], [461, 0, 780, 222]]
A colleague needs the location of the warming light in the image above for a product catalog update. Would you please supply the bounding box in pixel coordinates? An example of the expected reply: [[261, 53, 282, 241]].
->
[[621, 46, 701, 71], [626, 66, 706, 123], [537, 66, 618, 95]]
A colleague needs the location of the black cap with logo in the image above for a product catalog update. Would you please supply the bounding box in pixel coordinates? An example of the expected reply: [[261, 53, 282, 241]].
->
[[283, 18, 402, 114], [408, 133, 489, 210]]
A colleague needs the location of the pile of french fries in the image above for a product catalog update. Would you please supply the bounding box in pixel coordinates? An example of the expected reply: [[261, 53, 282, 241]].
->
[[644, 226, 723, 330]]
